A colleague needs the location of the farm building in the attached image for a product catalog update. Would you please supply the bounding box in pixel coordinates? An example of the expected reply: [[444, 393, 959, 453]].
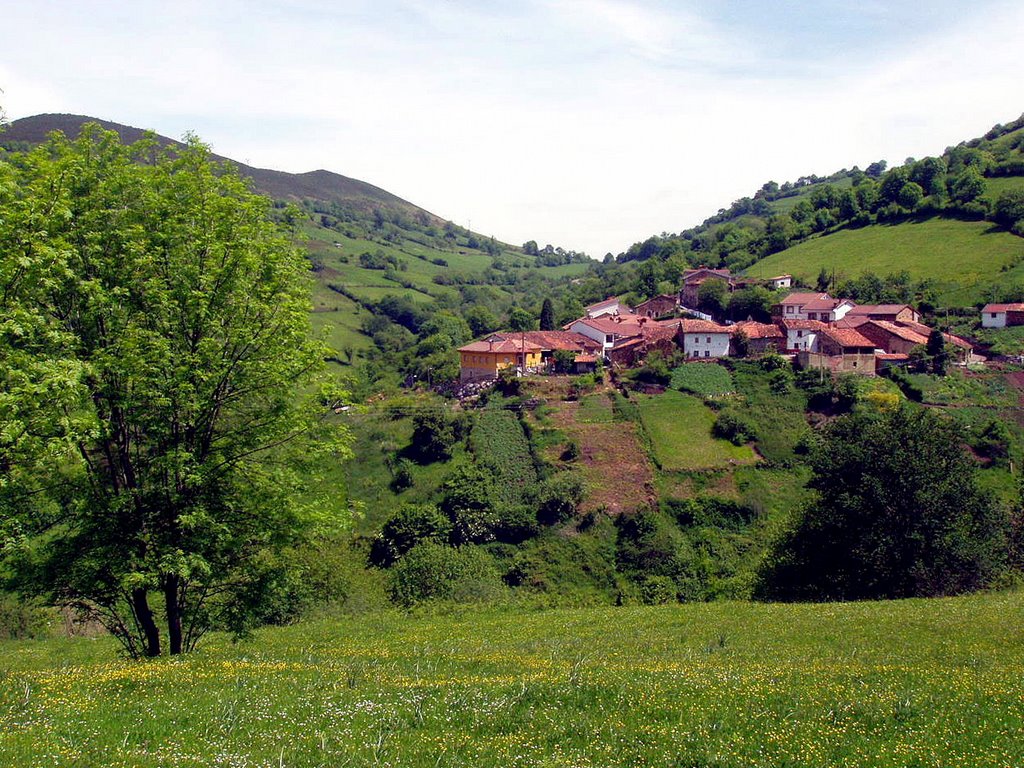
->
[[981, 303, 1024, 328], [731, 321, 784, 355], [845, 304, 920, 324], [679, 268, 735, 306], [635, 294, 678, 318]]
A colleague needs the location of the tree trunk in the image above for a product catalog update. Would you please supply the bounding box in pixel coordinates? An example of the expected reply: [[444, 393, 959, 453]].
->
[[164, 575, 183, 655], [131, 588, 161, 657]]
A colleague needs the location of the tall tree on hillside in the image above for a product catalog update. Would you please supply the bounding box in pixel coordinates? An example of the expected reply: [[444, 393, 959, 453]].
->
[[508, 307, 535, 332], [0, 126, 350, 657], [927, 329, 948, 376], [539, 298, 556, 331]]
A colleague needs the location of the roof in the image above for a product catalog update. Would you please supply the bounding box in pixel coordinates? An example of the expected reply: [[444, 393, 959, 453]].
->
[[897, 320, 974, 350], [585, 296, 622, 311], [635, 294, 677, 306], [847, 304, 915, 317], [732, 321, 784, 339], [777, 292, 853, 312], [982, 303, 1024, 313], [459, 336, 542, 354], [515, 331, 602, 352], [777, 291, 830, 305], [819, 327, 876, 348], [574, 354, 598, 364], [679, 319, 731, 334], [865, 320, 929, 345], [779, 318, 828, 331], [768, 274, 792, 281], [571, 315, 646, 336], [876, 353, 911, 361]]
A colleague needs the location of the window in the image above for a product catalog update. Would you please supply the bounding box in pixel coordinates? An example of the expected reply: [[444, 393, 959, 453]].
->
[[703, 350, 710, 357], [706, 336, 711, 343], [797, 330, 803, 337], [808, 312, 816, 320], [786, 306, 794, 314], [605, 335, 613, 343]]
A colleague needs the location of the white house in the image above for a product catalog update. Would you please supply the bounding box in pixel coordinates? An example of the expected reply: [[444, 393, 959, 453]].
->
[[568, 315, 645, 353], [981, 303, 1024, 328], [679, 319, 731, 359], [775, 292, 855, 322], [780, 319, 826, 352], [768, 274, 792, 290]]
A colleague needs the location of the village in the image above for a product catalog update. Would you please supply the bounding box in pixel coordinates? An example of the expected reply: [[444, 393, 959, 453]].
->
[[458, 267, 986, 384]]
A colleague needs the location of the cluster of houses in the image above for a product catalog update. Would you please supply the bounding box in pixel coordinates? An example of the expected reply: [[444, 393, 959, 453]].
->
[[458, 269, 981, 384]]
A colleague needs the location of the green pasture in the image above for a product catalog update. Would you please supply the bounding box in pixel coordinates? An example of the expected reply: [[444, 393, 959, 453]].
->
[[3, 591, 1024, 767], [746, 218, 1024, 305], [636, 390, 757, 471]]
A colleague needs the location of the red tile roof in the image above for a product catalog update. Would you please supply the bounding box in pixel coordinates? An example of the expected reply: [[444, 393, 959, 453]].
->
[[779, 318, 828, 331], [459, 336, 542, 354], [982, 303, 1024, 313], [866, 320, 929, 345], [515, 331, 602, 352], [819, 327, 876, 348], [732, 321, 783, 339], [847, 304, 915, 316], [585, 296, 624, 311], [679, 319, 731, 334]]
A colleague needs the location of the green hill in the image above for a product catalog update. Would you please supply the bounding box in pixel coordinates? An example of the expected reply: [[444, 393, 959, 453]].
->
[[613, 113, 1024, 309], [747, 217, 1024, 305], [4, 591, 1024, 767]]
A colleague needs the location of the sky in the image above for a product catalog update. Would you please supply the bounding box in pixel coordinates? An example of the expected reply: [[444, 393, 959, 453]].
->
[[2, 1, 1022, 257]]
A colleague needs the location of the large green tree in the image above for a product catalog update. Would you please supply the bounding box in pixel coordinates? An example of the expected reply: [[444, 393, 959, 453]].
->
[[0, 126, 350, 657], [755, 407, 1007, 601]]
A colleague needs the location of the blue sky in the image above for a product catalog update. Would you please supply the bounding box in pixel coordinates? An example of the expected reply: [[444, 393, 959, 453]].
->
[[2, 1, 1021, 256]]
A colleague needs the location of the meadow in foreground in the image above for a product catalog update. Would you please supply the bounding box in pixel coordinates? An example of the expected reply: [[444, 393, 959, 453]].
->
[[2, 591, 1023, 767]]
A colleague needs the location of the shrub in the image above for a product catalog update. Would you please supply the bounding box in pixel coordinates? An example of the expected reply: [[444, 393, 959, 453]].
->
[[494, 504, 541, 544], [640, 575, 677, 605], [756, 407, 1009, 601], [0, 594, 52, 640], [561, 440, 581, 461], [386, 543, 504, 607], [535, 473, 587, 526], [390, 458, 415, 492], [371, 504, 452, 567], [712, 411, 755, 445], [438, 462, 500, 544]]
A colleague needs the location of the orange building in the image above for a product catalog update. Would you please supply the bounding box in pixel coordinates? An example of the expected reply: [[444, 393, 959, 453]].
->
[[458, 335, 543, 383]]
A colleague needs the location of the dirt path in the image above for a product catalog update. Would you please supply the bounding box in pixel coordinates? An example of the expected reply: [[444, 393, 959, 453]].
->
[[546, 398, 656, 515]]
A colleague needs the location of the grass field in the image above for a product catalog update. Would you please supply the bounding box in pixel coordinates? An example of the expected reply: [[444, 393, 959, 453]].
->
[[746, 218, 1024, 305], [637, 391, 757, 471], [670, 363, 735, 397], [3, 591, 1024, 767]]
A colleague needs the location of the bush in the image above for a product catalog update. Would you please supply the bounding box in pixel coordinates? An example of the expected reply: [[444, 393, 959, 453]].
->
[[639, 575, 677, 605], [410, 410, 467, 463], [494, 504, 541, 544], [386, 543, 504, 607], [371, 504, 452, 567], [0, 594, 52, 640], [712, 411, 755, 445], [535, 473, 587, 526], [390, 458, 415, 492], [438, 462, 500, 544]]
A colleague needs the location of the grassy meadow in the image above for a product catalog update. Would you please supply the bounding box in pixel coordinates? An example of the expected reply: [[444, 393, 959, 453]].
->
[[746, 218, 1024, 304], [636, 391, 757, 471], [3, 592, 1024, 767]]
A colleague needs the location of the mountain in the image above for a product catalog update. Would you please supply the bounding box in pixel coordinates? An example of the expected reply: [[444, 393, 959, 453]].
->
[[2, 113, 441, 222]]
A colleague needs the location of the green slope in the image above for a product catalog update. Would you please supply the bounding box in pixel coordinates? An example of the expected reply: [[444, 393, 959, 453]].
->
[[746, 218, 1024, 305]]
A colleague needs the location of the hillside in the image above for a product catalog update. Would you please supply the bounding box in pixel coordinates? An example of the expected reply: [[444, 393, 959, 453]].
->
[[613, 113, 1024, 308], [2, 114, 593, 377], [4, 591, 1024, 766]]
